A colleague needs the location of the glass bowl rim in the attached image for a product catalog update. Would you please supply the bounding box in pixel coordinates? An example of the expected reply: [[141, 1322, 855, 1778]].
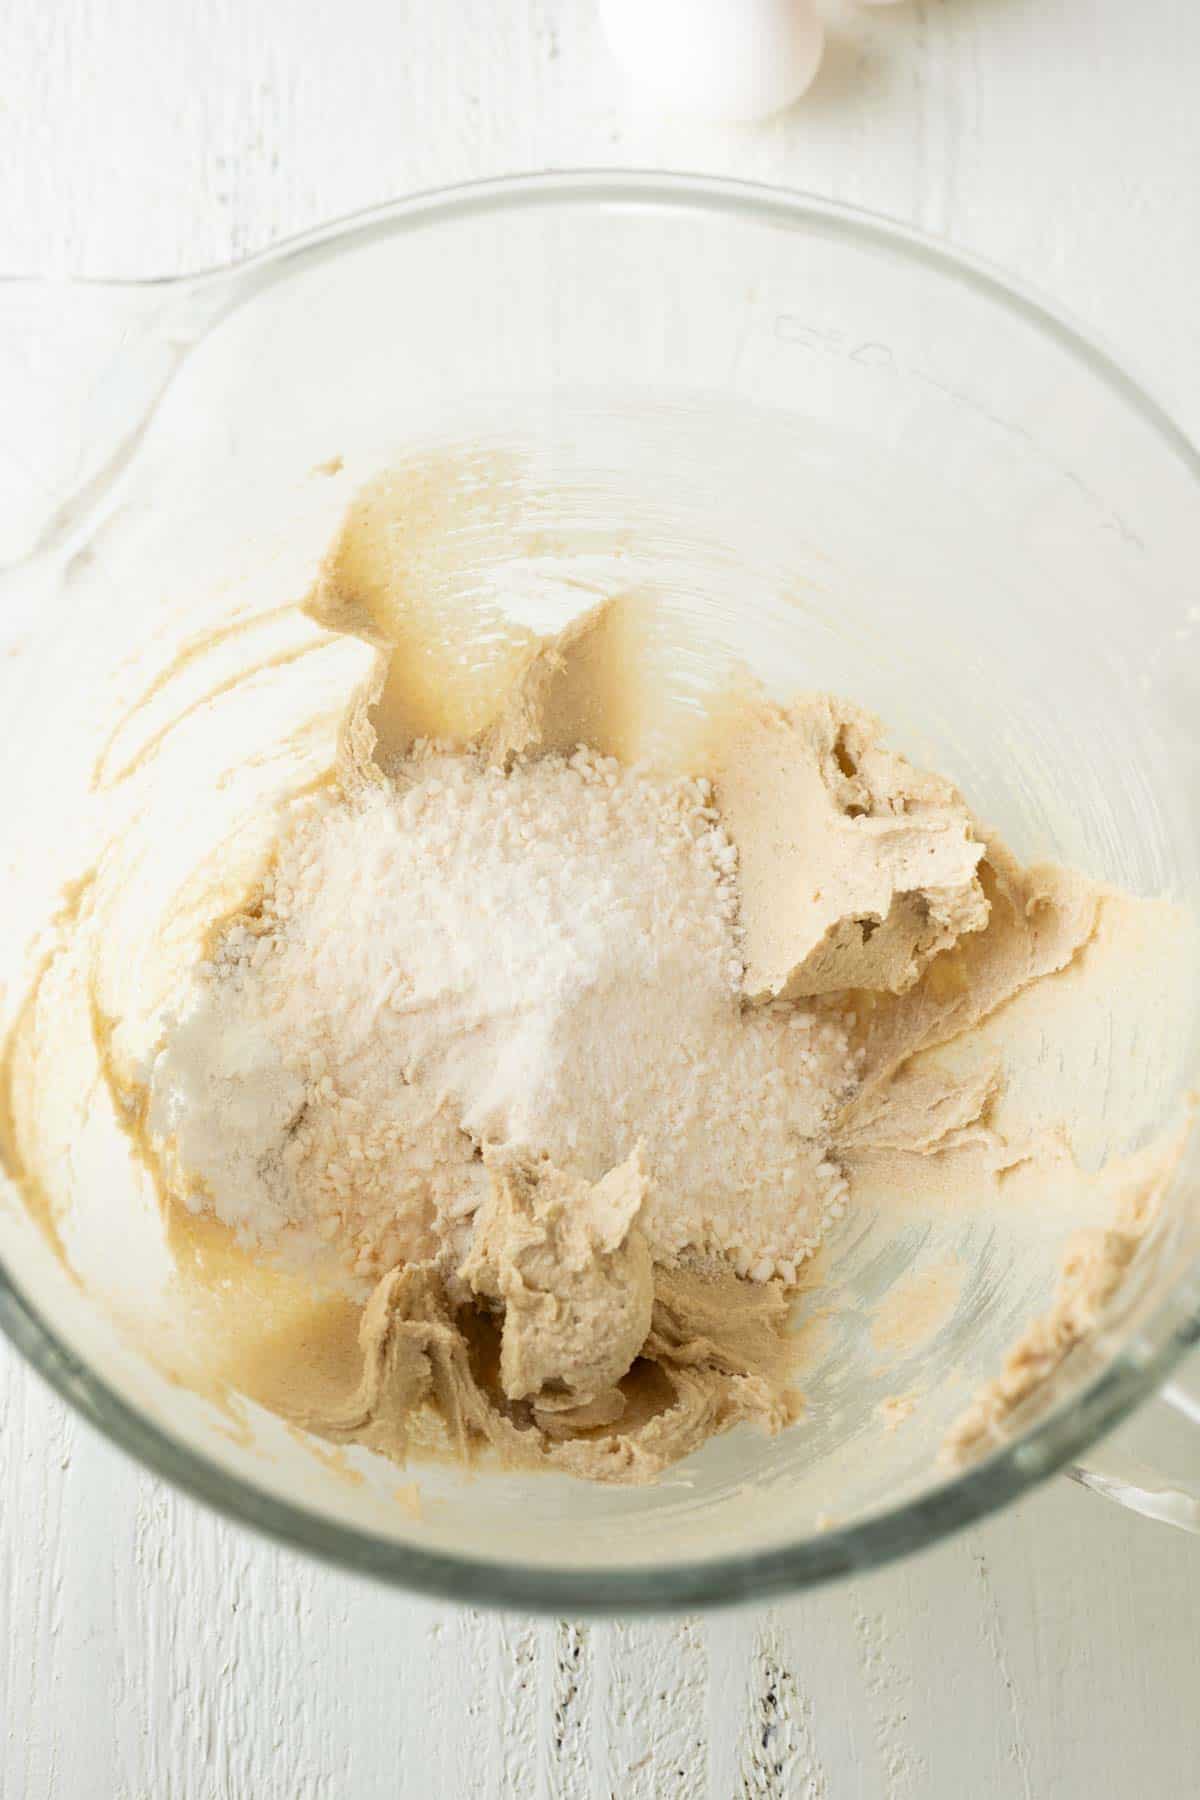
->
[[2, 167, 1198, 1614]]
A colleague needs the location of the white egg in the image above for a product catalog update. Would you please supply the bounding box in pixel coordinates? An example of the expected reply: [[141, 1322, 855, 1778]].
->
[[598, 0, 825, 124]]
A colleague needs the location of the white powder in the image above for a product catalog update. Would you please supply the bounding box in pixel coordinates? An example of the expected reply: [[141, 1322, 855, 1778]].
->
[[148, 745, 857, 1288]]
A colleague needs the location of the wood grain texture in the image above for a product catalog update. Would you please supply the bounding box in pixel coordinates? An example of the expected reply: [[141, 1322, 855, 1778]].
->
[[4, 0, 1200, 1793], [4, 1351, 1200, 1793]]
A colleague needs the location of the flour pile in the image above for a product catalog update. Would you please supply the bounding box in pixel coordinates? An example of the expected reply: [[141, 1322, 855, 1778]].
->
[[148, 743, 859, 1292]]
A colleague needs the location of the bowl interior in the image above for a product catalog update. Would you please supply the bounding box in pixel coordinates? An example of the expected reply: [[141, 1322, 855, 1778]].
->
[[2, 178, 1199, 1603]]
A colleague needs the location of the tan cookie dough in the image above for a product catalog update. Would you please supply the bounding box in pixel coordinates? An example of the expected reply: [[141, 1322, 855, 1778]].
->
[[943, 1127, 1186, 1463], [267, 580, 1183, 1483], [2, 458, 1192, 1496], [707, 689, 989, 1002], [461, 1147, 654, 1419], [297, 1232, 800, 1488]]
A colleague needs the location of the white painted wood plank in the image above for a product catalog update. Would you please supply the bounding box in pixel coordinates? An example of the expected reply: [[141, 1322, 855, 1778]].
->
[[4, 0, 1200, 1793], [5, 0, 1200, 440], [5, 1359, 1200, 1796]]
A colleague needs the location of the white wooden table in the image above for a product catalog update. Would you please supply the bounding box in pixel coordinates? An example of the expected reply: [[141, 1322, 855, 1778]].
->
[[4, 2, 1200, 1793]]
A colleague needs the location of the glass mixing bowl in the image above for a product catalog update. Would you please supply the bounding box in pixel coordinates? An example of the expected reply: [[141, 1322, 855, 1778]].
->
[[2, 173, 1199, 1611]]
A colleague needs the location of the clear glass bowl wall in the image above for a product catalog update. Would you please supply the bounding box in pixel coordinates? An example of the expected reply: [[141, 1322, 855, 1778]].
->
[[1, 177, 1198, 1610]]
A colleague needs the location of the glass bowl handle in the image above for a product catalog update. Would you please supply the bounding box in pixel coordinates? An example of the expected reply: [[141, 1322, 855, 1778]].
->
[[0, 275, 226, 574], [1068, 1353, 1200, 1532]]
